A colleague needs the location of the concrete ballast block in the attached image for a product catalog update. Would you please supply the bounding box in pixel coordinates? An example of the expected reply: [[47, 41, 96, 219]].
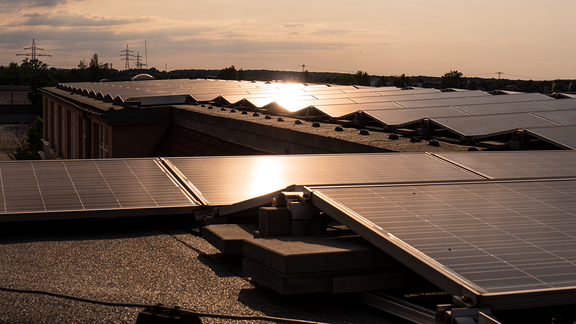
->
[[259, 207, 292, 236]]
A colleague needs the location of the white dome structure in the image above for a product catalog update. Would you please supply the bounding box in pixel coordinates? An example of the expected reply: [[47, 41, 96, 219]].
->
[[131, 74, 155, 81]]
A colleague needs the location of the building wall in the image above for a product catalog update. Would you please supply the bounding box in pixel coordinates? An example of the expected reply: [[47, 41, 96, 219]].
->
[[43, 93, 108, 159], [107, 123, 168, 158], [42, 92, 168, 160]]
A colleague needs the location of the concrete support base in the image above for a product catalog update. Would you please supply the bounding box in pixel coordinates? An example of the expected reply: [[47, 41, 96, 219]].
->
[[203, 224, 405, 295]]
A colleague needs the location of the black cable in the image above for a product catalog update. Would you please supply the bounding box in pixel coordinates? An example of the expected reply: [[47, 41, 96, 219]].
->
[[0, 285, 330, 324]]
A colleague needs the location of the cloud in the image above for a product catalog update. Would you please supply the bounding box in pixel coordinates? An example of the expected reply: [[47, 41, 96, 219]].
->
[[0, 0, 74, 7], [311, 28, 351, 35], [15, 11, 152, 27], [281, 23, 305, 28]]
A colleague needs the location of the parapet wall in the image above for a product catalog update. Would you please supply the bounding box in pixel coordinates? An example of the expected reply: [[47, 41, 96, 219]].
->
[[172, 106, 390, 155]]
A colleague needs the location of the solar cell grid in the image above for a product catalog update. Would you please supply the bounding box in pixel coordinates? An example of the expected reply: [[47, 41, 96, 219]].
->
[[309, 179, 576, 304], [0, 159, 197, 219]]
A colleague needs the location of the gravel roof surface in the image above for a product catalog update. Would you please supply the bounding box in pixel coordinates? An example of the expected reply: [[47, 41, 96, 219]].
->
[[0, 216, 408, 324]]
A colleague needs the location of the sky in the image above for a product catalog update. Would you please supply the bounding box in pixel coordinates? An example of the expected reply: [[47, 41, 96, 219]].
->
[[1, 0, 575, 80]]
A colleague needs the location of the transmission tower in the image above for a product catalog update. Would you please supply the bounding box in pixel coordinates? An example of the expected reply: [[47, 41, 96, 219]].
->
[[121, 45, 135, 70], [17, 39, 51, 61], [496, 72, 504, 79], [135, 51, 147, 70]]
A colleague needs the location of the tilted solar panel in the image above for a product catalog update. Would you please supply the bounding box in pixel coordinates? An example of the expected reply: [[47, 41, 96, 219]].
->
[[0, 159, 197, 221], [308, 179, 576, 309]]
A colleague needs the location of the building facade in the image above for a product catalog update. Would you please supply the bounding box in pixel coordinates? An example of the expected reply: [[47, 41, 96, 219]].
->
[[41, 87, 170, 159]]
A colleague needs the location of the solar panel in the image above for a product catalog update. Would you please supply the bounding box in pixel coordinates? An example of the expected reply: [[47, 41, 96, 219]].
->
[[0, 159, 197, 221], [365, 106, 470, 127], [431, 113, 562, 137], [472, 93, 554, 104], [417, 90, 490, 100], [539, 98, 576, 110], [533, 110, 576, 126], [526, 126, 576, 150], [396, 97, 483, 108], [434, 151, 576, 179], [308, 179, 576, 309], [456, 102, 556, 116], [312, 102, 405, 119], [163, 153, 483, 206]]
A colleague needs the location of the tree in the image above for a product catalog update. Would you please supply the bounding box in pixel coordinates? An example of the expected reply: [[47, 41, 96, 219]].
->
[[21, 58, 54, 110], [336, 73, 357, 85], [88, 54, 109, 81], [217, 65, 237, 80], [13, 116, 43, 160], [390, 74, 413, 87], [355, 70, 370, 86], [440, 70, 467, 89], [375, 76, 389, 87]]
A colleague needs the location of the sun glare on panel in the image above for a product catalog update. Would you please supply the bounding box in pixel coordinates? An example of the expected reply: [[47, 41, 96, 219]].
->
[[272, 83, 307, 112], [244, 156, 292, 200]]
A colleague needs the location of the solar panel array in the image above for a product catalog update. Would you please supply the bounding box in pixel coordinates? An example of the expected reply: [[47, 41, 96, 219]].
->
[[305, 150, 576, 309], [0, 159, 197, 221], [309, 179, 576, 308], [2, 150, 576, 310], [56, 79, 576, 149]]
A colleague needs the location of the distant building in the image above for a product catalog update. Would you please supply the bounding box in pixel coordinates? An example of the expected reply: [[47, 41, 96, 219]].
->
[[0, 85, 38, 124]]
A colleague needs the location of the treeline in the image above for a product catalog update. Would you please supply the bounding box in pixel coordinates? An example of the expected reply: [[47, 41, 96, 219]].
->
[[2, 57, 572, 96]]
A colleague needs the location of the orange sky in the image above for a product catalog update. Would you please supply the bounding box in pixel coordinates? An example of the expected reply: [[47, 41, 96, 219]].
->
[[1, 0, 575, 80]]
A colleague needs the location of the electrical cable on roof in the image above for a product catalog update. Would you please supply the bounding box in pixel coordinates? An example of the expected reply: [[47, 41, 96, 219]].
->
[[0, 285, 330, 324]]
